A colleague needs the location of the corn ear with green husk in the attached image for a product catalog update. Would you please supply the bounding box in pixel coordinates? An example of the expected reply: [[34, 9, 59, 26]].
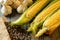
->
[[11, 0, 51, 25], [35, 9, 60, 38], [27, 0, 60, 35]]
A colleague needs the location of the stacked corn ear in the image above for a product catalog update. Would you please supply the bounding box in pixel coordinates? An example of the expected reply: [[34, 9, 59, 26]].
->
[[35, 9, 60, 37], [27, 0, 60, 35]]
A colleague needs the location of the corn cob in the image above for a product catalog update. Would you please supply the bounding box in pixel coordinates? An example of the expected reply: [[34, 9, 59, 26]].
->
[[27, 0, 60, 34], [46, 21, 60, 35], [11, 0, 50, 25], [35, 9, 60, 38]]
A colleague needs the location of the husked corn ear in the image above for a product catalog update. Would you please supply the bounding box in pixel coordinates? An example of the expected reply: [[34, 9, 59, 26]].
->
[[43, 10, 60, 28], [46, 22, 60, 35], [35, 9, 60, 38], [27, 0, 60, 34], [11, 0, 50, 25]]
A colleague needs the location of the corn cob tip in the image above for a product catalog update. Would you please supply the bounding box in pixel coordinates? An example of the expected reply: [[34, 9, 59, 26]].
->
[[35, 28, 47, 38], [32, 25, 38, 35], [35, 34, 39, 38], [11, 21, 18, 26], [27, 26, 32, 32], [27, 29, 32, 32], [10, 22, 15, 26], [27, 22, 38, 34]]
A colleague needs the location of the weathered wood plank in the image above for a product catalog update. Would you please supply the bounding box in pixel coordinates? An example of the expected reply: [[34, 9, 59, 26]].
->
[[0, 18, 11, 40]]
